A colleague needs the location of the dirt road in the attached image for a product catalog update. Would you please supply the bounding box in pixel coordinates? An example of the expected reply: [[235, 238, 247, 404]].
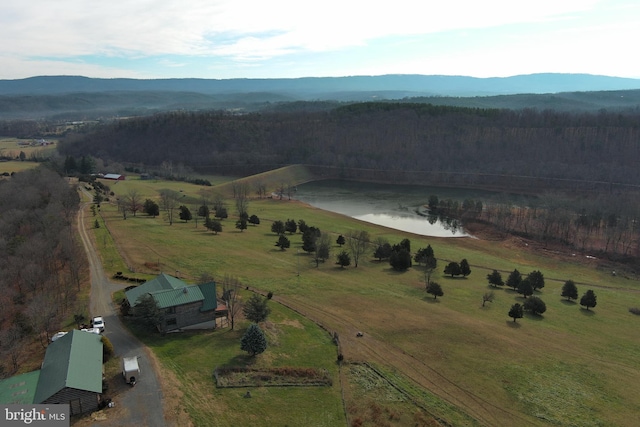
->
[[77, 196, 170, 427]]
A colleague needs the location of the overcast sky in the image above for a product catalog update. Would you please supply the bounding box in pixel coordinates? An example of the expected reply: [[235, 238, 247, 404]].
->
[[2, 0, 638, 80]]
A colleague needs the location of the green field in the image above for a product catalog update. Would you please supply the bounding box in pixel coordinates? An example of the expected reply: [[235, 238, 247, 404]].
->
[[90, 168, 640, 426]]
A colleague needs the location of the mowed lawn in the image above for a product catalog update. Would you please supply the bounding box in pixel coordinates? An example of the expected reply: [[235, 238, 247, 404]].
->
[[93, 174, 640, 426]]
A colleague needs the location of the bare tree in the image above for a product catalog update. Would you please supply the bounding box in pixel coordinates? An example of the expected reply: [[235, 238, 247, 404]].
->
[[347, 230, 370, 268], [0, 323, 24, 374], [127, 189, 143, 217], [159, 189, 181, 225], [26, 294, 59, 348], [222, 275, 243, 330], [482, 291, 495, 307]]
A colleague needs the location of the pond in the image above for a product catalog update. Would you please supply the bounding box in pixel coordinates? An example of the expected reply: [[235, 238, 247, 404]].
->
[[294, 180, 499, 237]]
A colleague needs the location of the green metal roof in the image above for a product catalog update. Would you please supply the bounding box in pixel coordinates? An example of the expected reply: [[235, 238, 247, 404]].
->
[[152, 285, 204, 309], [197, 281, 218, 312], [0, 370, 41, 404], [33, 330, 103, 403], [125, 273, 188, 306]]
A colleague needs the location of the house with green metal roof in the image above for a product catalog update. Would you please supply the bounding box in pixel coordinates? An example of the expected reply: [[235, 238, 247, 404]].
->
[[0, 329, 103, 415], [125, 273, 226, 332]]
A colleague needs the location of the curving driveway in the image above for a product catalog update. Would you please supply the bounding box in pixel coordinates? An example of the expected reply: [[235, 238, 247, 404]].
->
[[77, 195, 168, 427]]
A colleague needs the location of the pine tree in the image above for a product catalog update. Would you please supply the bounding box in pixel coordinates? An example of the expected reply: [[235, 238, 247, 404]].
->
[[509, 303, 524, 322], [580, 290, 597, 310], [243, 294, 271, 323], [426, 282, 444, 300], [240, 323, 267, 356], [561, 280, 578, 301]]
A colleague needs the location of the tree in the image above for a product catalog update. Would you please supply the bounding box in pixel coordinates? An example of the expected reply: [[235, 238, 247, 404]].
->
[[460, 259, 471, 277], [127, 189, 142, 217], [426, 281, 443, 300], [133, 294, 162, 330], [301, 226, 321, 253], [487, 270, 504, 288], [214, 206, 228, 220], [347, 230, 370, 268], [235, 218, 248, 232], [243, 293, 271, 323], [561, 280, 578, 301], [523, 296, 547, 315], [241, 323, 267, 356], [222, 275, 242, 330], [374, 242, 393, 261], [580, 290, 597, 310], [506, 269, 522, 291], [143, 199, 160, 217], [509, 303, 524, 322], [314, 233, 331, 267], [197, 205, 210, 218], [337, 251, 351, 268], [271, 220, 285, 235], [205, 217, 222, 234], [528, 270, 545, 291], [179, 205, 192, 222], [248, 214, 260, 225], [517, 278, 534, 298], [414, 245, 434, 265], [390, 247, 412, 271], [444, 261, 462, 277], [298, 219, 309, 234], [159, 189, 181, 225], [275, 235, 290, 251], [336, 234, 345, 247], [482, 291, 495, 307], [285, 219, 297, 234]]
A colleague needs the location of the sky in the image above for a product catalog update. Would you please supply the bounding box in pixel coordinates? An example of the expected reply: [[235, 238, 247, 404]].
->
[[1, 0, 639, 80]]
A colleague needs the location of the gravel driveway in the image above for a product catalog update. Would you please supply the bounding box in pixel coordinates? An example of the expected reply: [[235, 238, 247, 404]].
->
[[77, 195, 169, 427]]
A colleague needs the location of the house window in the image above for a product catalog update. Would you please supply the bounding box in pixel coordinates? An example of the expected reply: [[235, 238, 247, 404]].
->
[[166, 318, 177, 326], [166, 307, 176, 314]]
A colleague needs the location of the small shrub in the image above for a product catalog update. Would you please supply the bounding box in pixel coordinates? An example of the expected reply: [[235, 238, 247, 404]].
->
[[101, 336, 114, 363], [267, 291, 273, 299], [629, 307, 640, 315]]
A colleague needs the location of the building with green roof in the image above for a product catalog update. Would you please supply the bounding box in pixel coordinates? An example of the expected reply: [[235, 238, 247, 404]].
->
[[0, 329, 103, 415], [125, 273, 225, 332]]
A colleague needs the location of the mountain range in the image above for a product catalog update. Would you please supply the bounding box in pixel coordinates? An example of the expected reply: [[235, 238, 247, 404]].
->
[[1, 73, 640, 120]]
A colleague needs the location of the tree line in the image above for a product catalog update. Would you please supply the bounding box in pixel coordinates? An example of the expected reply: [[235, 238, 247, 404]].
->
[[58, 104, 640, 190]]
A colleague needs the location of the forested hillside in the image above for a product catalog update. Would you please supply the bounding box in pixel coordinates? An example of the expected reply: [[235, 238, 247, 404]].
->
[[60, 103, 640, 192]]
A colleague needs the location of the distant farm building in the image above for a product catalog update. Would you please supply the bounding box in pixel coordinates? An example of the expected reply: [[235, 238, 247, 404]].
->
[[103, 173, 125, 180]]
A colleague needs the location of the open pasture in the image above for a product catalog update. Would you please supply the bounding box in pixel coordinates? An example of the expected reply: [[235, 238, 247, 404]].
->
[[92, 171, 640, 426]]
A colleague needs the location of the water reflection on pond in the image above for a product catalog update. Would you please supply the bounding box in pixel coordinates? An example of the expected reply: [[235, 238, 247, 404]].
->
[[294, 180, 473, 237]]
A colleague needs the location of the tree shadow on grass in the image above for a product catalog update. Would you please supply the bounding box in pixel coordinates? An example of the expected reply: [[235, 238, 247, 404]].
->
[[524, 312, 544, 321], [506, 320, 521, 328], [560, 299, 577, 306], [422, 297, 440, 303], [579, 307, 596, 316]]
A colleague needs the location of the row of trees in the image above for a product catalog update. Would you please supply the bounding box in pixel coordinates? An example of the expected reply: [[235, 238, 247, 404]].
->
[[508, 289, 597, 322]]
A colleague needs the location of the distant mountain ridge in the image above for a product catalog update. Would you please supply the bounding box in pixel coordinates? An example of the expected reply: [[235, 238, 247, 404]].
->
[[2, 73, 640, 97]]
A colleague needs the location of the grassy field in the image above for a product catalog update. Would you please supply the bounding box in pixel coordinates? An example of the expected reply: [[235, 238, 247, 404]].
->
[[90, 168, 640, 426]]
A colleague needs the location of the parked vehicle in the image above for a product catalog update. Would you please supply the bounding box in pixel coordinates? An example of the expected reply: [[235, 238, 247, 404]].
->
[[51, 331, 68, 342], [91, 316, 105, 333], [122, 356, 140, 386]]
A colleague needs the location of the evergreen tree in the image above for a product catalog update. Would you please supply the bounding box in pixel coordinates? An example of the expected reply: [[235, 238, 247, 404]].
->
[[487, 270, 504, 287], [297, 219, 309, 233], [133, 294, 163, 330], [426, 281, 444, 300], [561, 280, 578, 301], [285, 218, 297, 234], [179, 205, 192, 222], [444, 261, 462, 277], [243, 294, 271, 323], [336, 234, 346, 247], [528, 270, 545, 291], [517, 277, 534, 298], [248, 214, 260, 225], [143, 199, 160, 217], [580, 290, 597, 310], [375, 242, 393, 260], [271, 220, 285, 235], [275, 235, 290, 250], [197, 205, 209, 218], [506, 269, 522, 291], [302, 227, 321, 253], [240, 323, 267, 356], [337, 251, 351, 268], [390, 247, 412, 271], [509, 303, 524, 322], [460, 258, 471, 277], [523, 296, 546, 315], [235, 218, 248, 232], [205, 217, 222, 234]]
